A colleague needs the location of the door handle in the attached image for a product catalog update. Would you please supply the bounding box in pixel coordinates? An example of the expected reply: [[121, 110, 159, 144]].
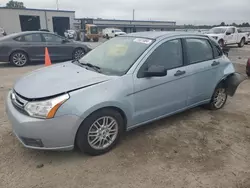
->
[[174, 70, 186, 76], [211, 61, 220, 66]]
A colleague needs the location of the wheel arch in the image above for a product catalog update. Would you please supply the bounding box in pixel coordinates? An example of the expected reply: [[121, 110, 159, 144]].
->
[[216, 73, 246, 96], [73, 106, 128, 147]]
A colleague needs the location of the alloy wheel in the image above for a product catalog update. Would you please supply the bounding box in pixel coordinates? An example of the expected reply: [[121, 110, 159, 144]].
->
[[12, 53, 27, 66], [87, 116, 119, 150], [74, 49, 85, 60], [213, 88, 227, 108]]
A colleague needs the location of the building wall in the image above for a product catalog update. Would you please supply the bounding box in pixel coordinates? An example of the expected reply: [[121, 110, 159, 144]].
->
[[0, 8, 75, 34], [45, 11, 75, 31], [0, 9, 46, 34]]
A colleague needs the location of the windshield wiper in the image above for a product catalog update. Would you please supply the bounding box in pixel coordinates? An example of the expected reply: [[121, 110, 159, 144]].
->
[[72, 60, 101, 73], [81, 63, 101, 72]]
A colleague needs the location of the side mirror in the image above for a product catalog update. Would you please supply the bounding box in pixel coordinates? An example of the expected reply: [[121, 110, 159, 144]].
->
[[144, 65, 167, 77], [226, 32, 231, 35], [62, 39, 69, 43], [222, 46, 230, 56]]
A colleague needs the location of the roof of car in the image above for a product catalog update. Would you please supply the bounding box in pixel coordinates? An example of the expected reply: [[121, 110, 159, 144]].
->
[[0, 31, 55, 41], [125, 31, 208, 39]]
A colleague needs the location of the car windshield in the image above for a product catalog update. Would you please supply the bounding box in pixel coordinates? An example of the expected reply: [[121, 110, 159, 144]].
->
[[79, 36, 154, 75], [209, 28, 227, 34]]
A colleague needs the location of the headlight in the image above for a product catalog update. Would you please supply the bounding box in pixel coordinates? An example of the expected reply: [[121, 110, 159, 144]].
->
[[213, 36, 218, 40], [24, 94, 69, 119]]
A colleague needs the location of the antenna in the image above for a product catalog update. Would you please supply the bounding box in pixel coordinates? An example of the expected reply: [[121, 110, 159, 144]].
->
[[56, 0, 59, 10]]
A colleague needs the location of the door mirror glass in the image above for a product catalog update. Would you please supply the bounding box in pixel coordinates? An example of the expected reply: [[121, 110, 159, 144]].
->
[[144, 65, 167, 77]]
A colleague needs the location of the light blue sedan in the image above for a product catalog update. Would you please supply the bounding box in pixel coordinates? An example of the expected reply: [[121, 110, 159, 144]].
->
[[6, 32, 245, 155]]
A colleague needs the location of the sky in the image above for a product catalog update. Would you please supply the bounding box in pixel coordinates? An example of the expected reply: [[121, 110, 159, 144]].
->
[[0, 0, 250, 25]]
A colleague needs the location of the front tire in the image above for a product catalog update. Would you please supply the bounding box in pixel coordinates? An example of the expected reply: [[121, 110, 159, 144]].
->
[[238, 38, 245, 48], [205, 84, 228, 110], [73, 48, 85, 60], [10, 51, 28, 67], [76, 109, 124, 156]]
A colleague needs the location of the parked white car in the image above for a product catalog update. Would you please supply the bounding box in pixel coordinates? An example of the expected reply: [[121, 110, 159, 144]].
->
[[64, 30, 76, 39], [103, 28, 126, 39], [206, 26, 248, 47]]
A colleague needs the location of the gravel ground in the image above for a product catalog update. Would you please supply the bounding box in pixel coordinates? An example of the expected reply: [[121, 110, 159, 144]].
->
[[0, 44, 250, 188]]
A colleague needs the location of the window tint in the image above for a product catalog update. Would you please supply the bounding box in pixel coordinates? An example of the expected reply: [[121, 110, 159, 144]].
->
[[186, 38, 213, 64], [23, 34, 42, 42], [42, 34, 63, 42], [227, 28, 235, 34], [144, 39, 183, 70], [210, 39, 223, 58]]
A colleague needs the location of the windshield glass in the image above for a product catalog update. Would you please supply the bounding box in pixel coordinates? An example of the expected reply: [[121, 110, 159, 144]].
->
[[79, 36, 154, 75], [90, 26, 98, 34], [209, 28, 227, 34]]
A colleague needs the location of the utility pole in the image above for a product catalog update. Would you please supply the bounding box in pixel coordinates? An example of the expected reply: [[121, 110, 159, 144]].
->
[[133, 9, 135, 20], [56, 0, 59, 10]]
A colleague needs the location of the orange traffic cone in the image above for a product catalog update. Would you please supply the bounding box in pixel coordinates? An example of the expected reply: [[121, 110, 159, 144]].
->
[[45, 47, 52, 66]]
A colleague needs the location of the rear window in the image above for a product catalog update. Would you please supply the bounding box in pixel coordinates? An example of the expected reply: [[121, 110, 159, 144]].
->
[[14, 36, 22, 41], [185, 38, 213, 64]]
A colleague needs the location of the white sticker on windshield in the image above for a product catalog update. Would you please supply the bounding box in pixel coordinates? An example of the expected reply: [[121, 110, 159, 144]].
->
[[133, 38, 152, 44]]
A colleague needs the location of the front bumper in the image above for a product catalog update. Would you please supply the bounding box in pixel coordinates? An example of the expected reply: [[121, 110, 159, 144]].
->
[[5, 92, 80, 151]]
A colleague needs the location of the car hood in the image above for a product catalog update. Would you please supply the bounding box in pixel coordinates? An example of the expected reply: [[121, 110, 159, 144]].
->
[[206, 33, 224, 37], [14, 62, 112, 99]]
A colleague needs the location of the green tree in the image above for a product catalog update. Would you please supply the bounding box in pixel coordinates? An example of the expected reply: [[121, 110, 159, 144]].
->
[[220, 22, 225, 26], [6, 0, 25, 8]]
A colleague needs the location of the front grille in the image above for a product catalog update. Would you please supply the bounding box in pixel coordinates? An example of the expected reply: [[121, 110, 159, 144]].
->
[[11, 91, 29, 115]]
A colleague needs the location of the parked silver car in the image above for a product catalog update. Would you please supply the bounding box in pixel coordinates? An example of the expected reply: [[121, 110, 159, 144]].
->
[[6, 32, 245, 155]]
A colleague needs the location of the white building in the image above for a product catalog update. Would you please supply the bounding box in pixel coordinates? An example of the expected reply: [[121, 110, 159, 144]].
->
[[0, 7, 75, 36]]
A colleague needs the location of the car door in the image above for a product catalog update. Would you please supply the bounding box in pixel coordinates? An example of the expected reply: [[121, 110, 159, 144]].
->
[[42, 33, 73, 61], [183, 37, 222, 107], [132, 38, 189, 125], [20, 33, 45, 61], [225, 27, 235, 44]]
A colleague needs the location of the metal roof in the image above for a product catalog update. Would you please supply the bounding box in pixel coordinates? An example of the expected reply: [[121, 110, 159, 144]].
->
[[0, 7, 75, 13], [76, 18, 176, 24], [125, 31, 207, 39]]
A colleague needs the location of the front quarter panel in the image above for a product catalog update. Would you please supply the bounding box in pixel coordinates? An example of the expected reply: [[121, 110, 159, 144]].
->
[[56, 74, 134, 130]]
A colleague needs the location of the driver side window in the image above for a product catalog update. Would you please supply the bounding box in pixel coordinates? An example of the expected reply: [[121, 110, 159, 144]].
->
[[42, 34, 63, 42], [227, 28, 235, 34], [138, 39, 183, 78]]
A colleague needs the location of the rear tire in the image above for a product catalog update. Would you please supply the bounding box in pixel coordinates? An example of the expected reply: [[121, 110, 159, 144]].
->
[[76, 109, 124, 156], [204, 83, 228, 110], [93, 37, 99, 42], [238, 38, 245, 48], [106, 34, 109, 39], [10, 51, 29, 67]]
